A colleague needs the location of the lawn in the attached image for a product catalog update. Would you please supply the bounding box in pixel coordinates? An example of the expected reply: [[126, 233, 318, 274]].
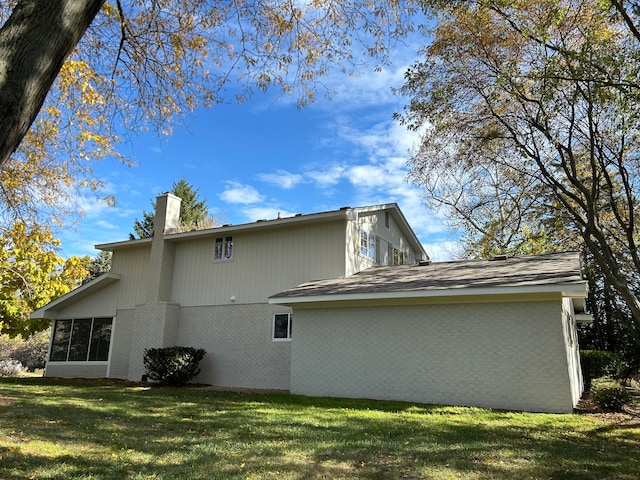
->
[[0, 378, 638, 479]]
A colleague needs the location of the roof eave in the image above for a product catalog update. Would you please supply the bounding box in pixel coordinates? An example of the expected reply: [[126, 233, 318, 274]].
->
[[269, 282, 588, 306]]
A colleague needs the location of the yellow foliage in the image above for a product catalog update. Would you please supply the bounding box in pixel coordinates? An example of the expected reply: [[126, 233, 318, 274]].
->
[[0, 223, 89, 338]]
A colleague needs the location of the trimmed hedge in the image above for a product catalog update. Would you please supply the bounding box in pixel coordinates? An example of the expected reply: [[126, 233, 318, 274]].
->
[[580, 350, 621, 387], [590, 377, 631, 412], [143, 346, 206, 386]]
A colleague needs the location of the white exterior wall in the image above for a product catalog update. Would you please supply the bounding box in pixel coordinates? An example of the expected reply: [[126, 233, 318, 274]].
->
[[562, 298, 584, 405], [290, 301, 577, 413], [45, 363, 108, 378], [176, 304, 291, 390], [110, 244, 150, 309], [108, 310, 134, 379], [170, 221, 347, 306], [348, 210, 421, 273]]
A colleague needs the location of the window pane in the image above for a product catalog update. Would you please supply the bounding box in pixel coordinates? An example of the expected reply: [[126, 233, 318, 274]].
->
[[224, 236, 233, 259], [89, 318, 112, 361], [214, 238, 223, 260], [68, 319, 92, 361], [368, 234, 376, 259], [50, 320, 72, 361], [274, 314, 290, 339], [360, 231, 368, 255]]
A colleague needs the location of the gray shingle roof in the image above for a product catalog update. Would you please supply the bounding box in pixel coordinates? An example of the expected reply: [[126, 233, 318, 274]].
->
[[270, 252, 585, 300]]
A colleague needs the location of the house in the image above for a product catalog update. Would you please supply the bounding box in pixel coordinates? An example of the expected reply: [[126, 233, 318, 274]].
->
[[31, 193, 588, 413], [31, 193, 427, 391]]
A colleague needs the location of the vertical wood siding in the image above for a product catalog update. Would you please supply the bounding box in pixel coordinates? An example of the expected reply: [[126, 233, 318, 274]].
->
[[170, 220, 346, 306], [110, 244, 151, 308]]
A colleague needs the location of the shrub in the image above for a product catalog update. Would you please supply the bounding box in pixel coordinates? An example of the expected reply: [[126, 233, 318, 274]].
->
[[0, 359, 23, 377], [590, 377, 631, 412], [143, 346, 206, 386], [10, 331, 49, 371], [580, 350, 622, 387]]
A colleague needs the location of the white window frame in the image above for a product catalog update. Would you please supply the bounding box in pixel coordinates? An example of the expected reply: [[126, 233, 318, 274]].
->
[[214, 236, 233, 261], [360, 230, 368, 256], [272, 313, 292, 341]]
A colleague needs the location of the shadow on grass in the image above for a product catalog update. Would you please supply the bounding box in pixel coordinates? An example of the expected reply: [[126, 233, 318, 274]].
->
[[0, 378, 639, 479]]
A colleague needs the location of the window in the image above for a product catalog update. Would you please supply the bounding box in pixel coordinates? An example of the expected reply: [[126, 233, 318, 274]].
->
[[368, 234, 376, 260], [214, 236, 233, 260], [273, 313, 292, 340], [385, 211, 390, 228], [360, 230, 368, 256], [49, 318, 112, 362], [393, 248, 399, 265]]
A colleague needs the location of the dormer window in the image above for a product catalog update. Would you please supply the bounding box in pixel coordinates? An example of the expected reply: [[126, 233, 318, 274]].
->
[[214, 236, 233, 261]]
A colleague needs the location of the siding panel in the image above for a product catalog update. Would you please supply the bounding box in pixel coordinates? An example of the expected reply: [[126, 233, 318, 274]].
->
[[171, 221, 346, 306]]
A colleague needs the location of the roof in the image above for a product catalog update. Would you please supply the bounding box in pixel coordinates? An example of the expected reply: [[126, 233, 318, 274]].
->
[[96, 203, 427, 260], [269, 252, 588, 309]]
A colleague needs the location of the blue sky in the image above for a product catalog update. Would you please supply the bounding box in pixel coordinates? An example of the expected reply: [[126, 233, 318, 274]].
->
[[57, 42, 461, 262]]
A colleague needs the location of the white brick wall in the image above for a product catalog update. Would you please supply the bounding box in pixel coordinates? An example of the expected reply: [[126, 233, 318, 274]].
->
[[291, 301, 576, 413], [176, 303, 291, 390]]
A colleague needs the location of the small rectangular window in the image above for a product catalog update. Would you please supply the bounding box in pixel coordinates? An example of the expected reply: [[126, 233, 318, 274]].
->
[[224, 236, 233, 259], [214, 237, 223, 260], [214, 236, 233, 260], [385, 211, 390, 228], [368, 234, 376, 259], [360, 230, 368, 256], [273, 313, 292, 340]]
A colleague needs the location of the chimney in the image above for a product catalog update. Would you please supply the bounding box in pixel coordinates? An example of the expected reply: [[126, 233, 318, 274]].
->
[[145, 192, 182, 304], [154, 192, 182, 235]]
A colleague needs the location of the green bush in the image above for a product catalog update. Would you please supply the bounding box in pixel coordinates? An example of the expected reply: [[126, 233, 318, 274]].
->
[[11, 331, 49, 371], [590, 377, 631, 411], [143, 346, 206, 386], [580, 350, 621, 387]]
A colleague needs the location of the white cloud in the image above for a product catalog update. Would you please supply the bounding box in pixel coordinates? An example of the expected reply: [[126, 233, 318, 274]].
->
[[347, 164, 389, 187], [219, 181, 264, 204], [306, 164, 346, 187], [240, 206, 297, 222], [257, 170, 304, 189]]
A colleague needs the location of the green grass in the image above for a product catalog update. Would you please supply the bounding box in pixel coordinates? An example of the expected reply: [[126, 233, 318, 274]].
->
[[0, 378, 638, 479]]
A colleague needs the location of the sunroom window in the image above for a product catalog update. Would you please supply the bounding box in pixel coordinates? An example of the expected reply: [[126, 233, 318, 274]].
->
[[49, 317, 112, 362]]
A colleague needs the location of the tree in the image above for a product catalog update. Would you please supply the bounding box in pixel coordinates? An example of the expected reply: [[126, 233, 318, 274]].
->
[[82, 250, 113, 284], [0, 1, 417, 228], [130, 178, 214, 239], [399, 0, 640, 343], [0, 222, 88, 338]]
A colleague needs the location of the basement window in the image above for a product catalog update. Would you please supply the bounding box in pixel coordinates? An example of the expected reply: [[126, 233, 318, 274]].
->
[[49, 317, 112, 362]]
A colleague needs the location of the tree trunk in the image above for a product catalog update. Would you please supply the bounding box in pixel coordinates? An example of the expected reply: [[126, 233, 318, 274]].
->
[[0, 0, 104, 168]]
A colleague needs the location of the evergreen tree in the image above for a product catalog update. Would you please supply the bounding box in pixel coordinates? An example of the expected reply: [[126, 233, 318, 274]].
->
[[130, 178, 212, 239]]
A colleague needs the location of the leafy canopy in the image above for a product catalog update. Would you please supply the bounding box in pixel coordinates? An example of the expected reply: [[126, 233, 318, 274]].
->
[[0, 1, 418, 230], [399, 0, 640, 341], [0, 223, 88, 338]]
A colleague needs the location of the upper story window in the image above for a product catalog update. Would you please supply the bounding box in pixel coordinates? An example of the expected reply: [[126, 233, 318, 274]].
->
[[214, 236, 233, 261], [385, 211, 390, 228], [360, 230, 376, 260], [360, 230, 368, 256], [368, 234, 376, 260]]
